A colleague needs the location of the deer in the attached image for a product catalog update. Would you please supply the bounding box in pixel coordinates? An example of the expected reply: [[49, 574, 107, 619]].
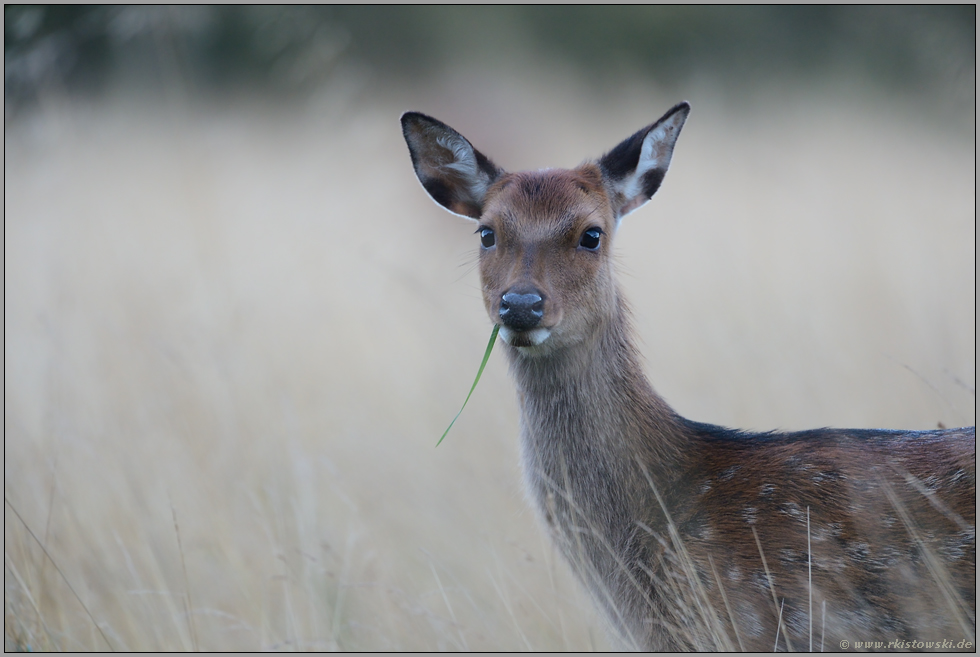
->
[[400, 102, 976, 651]]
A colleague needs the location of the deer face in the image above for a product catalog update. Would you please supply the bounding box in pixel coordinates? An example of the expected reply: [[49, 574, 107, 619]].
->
[[476, 167, 618, 354], [401, 103, 689, 356]]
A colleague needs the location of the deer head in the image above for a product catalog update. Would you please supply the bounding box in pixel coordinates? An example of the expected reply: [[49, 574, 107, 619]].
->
[[401, 103, 690, 356]]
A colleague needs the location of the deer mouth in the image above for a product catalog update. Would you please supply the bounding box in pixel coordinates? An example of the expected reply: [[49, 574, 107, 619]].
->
[[498, 326, 552, 348]]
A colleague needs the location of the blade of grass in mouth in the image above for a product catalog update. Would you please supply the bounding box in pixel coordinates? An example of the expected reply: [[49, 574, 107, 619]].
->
[[437, 324, 499, 447]]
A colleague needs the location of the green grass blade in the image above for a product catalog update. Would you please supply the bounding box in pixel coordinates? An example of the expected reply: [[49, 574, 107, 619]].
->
[[437, 324, 499, 447]]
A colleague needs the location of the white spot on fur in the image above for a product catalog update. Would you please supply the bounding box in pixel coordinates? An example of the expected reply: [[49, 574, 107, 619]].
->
[[719, 465, 741, 481], [779, 548, 802, 565], [780, 501, 804, 520], [847, 542, 871, 563], [810, 523, 831, 543]]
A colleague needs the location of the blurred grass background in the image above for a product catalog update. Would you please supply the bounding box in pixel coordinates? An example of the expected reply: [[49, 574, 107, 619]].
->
[[4, 6, 975, 651]]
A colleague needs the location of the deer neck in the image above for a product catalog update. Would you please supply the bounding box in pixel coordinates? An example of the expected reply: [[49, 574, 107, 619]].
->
[[502, 292, 690, 508]]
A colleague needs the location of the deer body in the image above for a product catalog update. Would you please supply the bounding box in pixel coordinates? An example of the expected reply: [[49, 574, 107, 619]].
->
[[401, 104, 976, 650]]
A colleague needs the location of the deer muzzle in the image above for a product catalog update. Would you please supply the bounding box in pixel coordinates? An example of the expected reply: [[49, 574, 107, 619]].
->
[[499, 291, 544, 330]]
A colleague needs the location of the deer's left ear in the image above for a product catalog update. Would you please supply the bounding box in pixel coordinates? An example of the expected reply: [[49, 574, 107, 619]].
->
[[599, 101, 690, 220]]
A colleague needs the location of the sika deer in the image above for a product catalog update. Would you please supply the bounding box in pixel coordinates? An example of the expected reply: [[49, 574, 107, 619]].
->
[[401, 103, 976, 651]]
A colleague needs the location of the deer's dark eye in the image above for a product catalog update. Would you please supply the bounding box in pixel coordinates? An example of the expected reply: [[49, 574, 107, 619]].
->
[[480, 228, 496, 248], [579, 228, 602, 251]]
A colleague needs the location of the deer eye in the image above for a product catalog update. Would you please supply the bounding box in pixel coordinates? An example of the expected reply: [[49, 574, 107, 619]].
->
[[579, 228, 602, 251], [479, 227, 496, 248]]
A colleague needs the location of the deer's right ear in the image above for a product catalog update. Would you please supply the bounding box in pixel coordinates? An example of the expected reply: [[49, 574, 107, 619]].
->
[[401, 112, 504, 220]]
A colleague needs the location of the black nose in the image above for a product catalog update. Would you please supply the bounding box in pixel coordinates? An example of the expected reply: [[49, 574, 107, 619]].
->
[[499, 291, 544, 330]]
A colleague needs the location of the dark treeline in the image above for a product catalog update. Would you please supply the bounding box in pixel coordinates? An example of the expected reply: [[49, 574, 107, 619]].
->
[[5, 5, 975, 112]]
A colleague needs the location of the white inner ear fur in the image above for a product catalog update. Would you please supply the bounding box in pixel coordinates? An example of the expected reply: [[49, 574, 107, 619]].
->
[[436, 134, 490, 201]]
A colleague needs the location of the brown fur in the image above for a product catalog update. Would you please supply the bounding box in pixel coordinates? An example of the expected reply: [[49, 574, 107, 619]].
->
[[401, 107, 976, 650]]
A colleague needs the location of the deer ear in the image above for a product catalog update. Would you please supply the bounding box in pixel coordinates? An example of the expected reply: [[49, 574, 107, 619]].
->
[[599, 102, 690, 220], [401, 112, 504, 220]]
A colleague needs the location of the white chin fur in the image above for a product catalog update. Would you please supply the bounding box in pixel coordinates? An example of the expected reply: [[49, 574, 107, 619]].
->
[[499, 326, 551, 349]]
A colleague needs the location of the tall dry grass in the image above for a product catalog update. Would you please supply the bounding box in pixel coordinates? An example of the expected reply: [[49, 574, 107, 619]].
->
[[4, 71, 974, 650]]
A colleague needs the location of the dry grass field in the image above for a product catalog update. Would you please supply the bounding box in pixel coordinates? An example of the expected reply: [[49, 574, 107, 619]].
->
[[5, 69, 974, 650]]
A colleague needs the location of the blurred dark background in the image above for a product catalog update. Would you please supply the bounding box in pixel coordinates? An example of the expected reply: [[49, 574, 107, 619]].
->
[[5, 5, 976, 117]]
